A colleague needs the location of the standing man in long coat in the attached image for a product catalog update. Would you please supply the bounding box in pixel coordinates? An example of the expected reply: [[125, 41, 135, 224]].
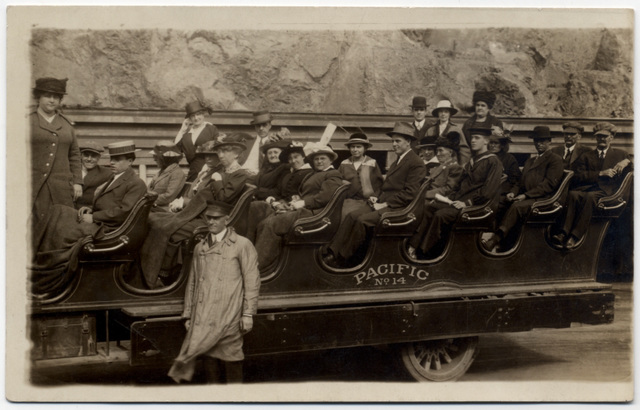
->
[[168, 201, 260, 384]]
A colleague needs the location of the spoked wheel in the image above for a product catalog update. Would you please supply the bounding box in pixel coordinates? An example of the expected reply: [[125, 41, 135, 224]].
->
[[399, 336, 479, 382]]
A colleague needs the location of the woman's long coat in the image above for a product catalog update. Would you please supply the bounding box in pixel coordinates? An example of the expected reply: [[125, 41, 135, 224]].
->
[[148, 163, 187, 211]]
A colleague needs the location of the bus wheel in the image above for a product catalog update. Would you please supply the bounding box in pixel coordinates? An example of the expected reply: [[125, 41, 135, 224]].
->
[[399, 336, 479, 382]]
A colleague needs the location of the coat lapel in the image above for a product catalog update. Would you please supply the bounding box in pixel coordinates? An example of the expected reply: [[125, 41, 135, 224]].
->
[[38, 113, 63, 133]]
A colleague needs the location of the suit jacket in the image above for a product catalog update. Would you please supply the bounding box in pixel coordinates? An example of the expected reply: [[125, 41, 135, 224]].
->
[[92, 167, 148, 227], [550, 144, 592, 170], [572, 148, 632, 196], [453, 151, 503, 207], [300, 167, 343, 210], [379, 150, 427, 209], [425, 121, 471, 165], [76, 164, 112, 208], [149, 163, 187, 208], [30, 111, 83, 207], [425, 160, 464, 199], [511, 150, 564, 199], [497, 150, 522, 193]]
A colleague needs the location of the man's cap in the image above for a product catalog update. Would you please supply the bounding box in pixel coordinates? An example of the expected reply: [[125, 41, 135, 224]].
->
[[79, 141, 104, 155], [593, 122, 617, 137], [562, 121, 584, 134], [204, 201, 233, 217]]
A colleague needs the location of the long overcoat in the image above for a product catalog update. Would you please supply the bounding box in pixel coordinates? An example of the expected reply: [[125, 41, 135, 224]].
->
[[148, 163, 187, 210], [168, 228, 260, 383]]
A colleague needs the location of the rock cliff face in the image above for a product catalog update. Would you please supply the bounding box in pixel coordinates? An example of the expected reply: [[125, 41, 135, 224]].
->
[[30, 27, 632, 118]]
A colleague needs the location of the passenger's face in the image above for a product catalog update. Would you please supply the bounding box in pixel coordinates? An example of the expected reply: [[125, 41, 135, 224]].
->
[[313, 154, 332, 171], [109, 155, 133, 174], [563, 132, 581, 148], [81, 151, 101, 170], [437, 109, 451, 123], [205, 214, 229, 235], [204, 153, 219, 169], [436, 147, 453, 163], [488, 140, 501, 153], [475, 101, 490, 118], [38, 93, 62, 115], [391, 136, 411, 156], [255, 122, 272, 138], [189, 111, 205, 127], [349, 144, 365, 159], [266, 148, 282, 164], [288, 152, 305, 170], [595, 133, 614, 150], [470, 134, 489, 153], [533, 138, 551, 155], [216, 147, 240, 168], [419, 148, 435, 162], [412, 107, 427, 122], [152, 154, 163, 168]]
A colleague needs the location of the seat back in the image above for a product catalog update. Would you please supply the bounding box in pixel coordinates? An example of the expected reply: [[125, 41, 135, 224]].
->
[[529, 170, 574, 223], [454, 188, 502, 230], [227, 184, 257, 236], [285, 181, 351, 245], [374, 180, 431, 236], [595, 171, 634, 218], [79, 191, 158, 262]]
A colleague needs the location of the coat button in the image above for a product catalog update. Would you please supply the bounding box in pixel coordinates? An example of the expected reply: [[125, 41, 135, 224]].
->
[[43, 173, 47, 177], [49, 153, 53, 156], [52, 133, 57, 136], [52, 143, 56, 146], [45, 163, 50, 167]]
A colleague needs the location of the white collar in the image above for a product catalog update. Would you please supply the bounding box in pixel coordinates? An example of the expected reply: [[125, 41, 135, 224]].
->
[[396, 149, 411, 165]]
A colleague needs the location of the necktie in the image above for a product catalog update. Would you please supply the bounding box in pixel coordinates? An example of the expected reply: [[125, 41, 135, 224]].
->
[[564, 149, 570, 160], [206, 234, 216, 247], [599, 151, 605, 160]]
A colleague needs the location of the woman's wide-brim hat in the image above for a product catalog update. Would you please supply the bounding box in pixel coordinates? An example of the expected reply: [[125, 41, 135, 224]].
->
[[185, 100, 213, 118], [250, 110, 273, 125], [432, 100, 458, 117], [436, 131, 461, 152], [79, 141, 104, 155], [107, 140, 140, 156], [213, 133, 249, 152], [260, 139, 290, 155], [195, 139, 219, 156], [386, 122, 416, 141], [279, 141, 306, 163], [345, 132, 372, 148], [33, 77, 68, 95], [415, 136, 436, 150], [303, 142, 338, 163], [150, 140, 183, 158]]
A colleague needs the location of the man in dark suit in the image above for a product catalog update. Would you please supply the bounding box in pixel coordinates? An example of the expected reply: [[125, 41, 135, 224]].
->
[[550, 121, 591, 170], [76, 141, 112, 208], [323, 122, 426, 267], [410, 96, 432, 146], [552, 122, 632, 249], [79, 140, 147, 230], [240, 110, 288, 174], [482, 126, 564, 251]]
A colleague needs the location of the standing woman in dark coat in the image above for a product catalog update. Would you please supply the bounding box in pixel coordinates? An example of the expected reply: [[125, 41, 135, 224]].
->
[[30, 77, 83, 252], [462, 91, 503, 148], [175, 100, 219, 182]]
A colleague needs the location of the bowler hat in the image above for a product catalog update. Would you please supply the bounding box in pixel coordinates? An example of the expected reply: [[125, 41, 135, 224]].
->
[[472, 90, 496, 109], [33, 77, 68, 95], [562, 121, 584, 134], [386, 122, 416, 141], [214, 133, 248, 152], [467, 126, 493, 137], [593, 122, 617, 137], [79, 141, 104, 155], [528, 126, 552, 140], [107, 140, 139, 156], [436, 131, 461, 152], [150, 141, 182, 158], [279, 141, 306, 164], [184, 100, 213, 118], [261, 139, 290, 155], [195, 139, 220, 156], [250, 110, 273, 125], [204, 201, 233, 217], [410, 96, 427, 109], [431, 100, 458, 117], [344, 132, 372, 148], [304, 142, 338, 164]]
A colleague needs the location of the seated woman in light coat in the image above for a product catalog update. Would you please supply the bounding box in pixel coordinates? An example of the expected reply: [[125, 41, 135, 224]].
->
[[148, 141, 187, 212]]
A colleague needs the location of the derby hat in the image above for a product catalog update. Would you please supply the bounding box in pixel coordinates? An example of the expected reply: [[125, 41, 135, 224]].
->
[[107, 140, 139, 156], [279, 141, 306, 163], [562, 121, 584, 134], [386, 122, 417, 141], [410, 96, 427, 109], [184, 100, 213, 118], [150, 140, 182, 158], [214, 133, 249, 152], [260, 139, 290, 155], [344, 132, 372, 148], [204, 200, 233, 217], [593, 122, 617, 137], [250, 110, 273, 125], [431, 100, 458, 117], [436, 131, 461, 152], [33, 77, 68, 95], [467, 126, 493, 137], [303, 142, 338, 163], [79, 141, 104, 155], [472, 90, 496, 109], [528, 125, 552, 140]]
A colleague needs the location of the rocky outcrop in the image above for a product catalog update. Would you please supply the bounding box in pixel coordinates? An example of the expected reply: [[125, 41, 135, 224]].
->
[[30, 27, 632, 118]]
